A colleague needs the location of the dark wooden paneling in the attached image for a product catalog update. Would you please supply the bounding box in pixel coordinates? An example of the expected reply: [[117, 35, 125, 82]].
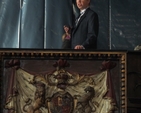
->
[[127, 51, 141, 113]]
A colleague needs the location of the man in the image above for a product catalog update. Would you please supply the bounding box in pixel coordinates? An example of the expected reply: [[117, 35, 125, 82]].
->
[[63, 0, 99, 49]]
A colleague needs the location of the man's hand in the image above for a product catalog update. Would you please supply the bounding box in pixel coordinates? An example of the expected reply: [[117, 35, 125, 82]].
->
[[74, 45, 85, 49]]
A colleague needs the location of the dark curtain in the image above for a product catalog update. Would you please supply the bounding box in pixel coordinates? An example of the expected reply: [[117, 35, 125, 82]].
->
[[111, 0, 141, 50], [0, 0, 141, 50]]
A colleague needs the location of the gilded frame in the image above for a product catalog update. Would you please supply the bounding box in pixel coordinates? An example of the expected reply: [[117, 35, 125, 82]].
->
[[0, 50, 127, 113]]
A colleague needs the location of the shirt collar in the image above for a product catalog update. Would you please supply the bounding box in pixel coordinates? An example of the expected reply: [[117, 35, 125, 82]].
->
[[80, 7, 89, 15]]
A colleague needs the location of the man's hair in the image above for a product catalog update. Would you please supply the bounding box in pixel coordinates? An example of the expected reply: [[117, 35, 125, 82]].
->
[[88, 0, 91, 6]]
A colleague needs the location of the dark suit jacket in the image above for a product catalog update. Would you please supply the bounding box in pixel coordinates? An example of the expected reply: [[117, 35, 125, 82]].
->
[[71, 8, 99, 49]]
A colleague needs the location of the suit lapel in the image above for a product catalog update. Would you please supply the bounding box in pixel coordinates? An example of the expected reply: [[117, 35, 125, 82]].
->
[[72, 8, 90, 35]]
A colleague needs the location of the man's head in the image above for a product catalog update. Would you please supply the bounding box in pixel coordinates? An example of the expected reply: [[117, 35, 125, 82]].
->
[[76, 0, 90, 10]]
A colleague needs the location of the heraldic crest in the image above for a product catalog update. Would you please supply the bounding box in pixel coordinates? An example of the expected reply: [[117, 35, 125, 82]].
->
[[4, 59, 117, 113]]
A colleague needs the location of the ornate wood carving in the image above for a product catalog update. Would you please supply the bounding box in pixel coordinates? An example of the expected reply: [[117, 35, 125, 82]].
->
[[0, 50, 127, 113]]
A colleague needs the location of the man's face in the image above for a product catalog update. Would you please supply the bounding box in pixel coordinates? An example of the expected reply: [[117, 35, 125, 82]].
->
[[76, 0, 90, 10]]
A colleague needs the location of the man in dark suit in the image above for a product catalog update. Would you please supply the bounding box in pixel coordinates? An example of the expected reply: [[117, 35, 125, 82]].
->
[[72, 0, 99, 49]]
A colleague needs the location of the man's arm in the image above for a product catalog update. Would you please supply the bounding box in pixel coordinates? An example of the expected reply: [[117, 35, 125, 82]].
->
[[82, 12, 99, 49]]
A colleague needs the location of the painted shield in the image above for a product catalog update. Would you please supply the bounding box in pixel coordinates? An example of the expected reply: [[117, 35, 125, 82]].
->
[[49, 91, 74, 113]]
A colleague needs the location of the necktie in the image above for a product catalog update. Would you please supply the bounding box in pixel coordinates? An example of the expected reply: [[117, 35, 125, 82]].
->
[[75, 13, 82, 26]]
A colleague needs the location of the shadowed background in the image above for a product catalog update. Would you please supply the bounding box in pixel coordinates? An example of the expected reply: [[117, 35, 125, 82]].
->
[[0, 0, 141, 50]]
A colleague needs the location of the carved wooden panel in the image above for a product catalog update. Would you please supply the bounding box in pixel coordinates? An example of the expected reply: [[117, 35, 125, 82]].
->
[[127, 52, 141, 113], [0, 50, 127, 113]]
